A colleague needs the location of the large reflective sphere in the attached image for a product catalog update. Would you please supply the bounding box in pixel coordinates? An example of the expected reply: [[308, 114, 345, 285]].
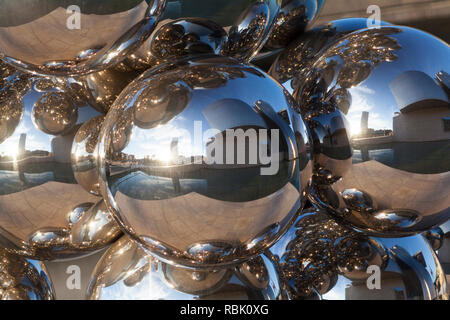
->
[[87, 236, 284, 300], [0, 62, 121, 260], [265, 0, 324, 50], [269, 208, 448, 300], [270, 18, 392, 94], [0, 0, 165, 76], [98, 55, 313, 268], [0, 247, 54, 300], [126, 0, 282, 66], [294, 26, 450, 236]]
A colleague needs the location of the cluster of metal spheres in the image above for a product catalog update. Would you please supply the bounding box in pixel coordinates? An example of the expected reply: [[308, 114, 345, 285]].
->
[[0, 0, 448, 300]]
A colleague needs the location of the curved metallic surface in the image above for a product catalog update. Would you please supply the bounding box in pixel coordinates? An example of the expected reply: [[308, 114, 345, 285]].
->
[[293, 26, 450, 236], [423, 227, 445, 251], [0, 62, 121, 260], [270, 18, 392, 94], [0, 0, 165, 76], [98, 55, 313, 268], [150, 18, 228, 61], [0, 247, 54, 300], [87, 236, 284, 300], [124, 0, 281, 66], [264, 0, 322, 50], [269, 208, 448, 300]]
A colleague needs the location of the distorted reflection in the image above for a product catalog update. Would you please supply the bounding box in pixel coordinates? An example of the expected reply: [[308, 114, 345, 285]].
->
[[270, 18, 392, 94], [268, 208, 448, 300], [125, 0, 281, 66], [295, 26, 450, 236], [0, 61, 121, 259], [99, 56, 313, 268], [0, 0, 165, 76], [265, 0, 323, 50], [87, 236, 284, 300], [0, 247, 54, 300]]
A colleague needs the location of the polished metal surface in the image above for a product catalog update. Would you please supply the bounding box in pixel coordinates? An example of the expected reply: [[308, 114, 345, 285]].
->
[[265, 0, 323, 50], [293, 26, 450, 236], [87, 236, 284, 300], [0, 0, 165, 76], [0, 62, 121, 260], [98, 55, 313, 268], [123, 0, 282, 67], [423, 227, 445, 251], [269, 208, 448, 300], [270, 18, 392, 94], [0, 247, 54, 300]]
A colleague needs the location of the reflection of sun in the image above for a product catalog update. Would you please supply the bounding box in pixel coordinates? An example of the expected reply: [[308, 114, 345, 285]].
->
[[349, 120, 360, 137]]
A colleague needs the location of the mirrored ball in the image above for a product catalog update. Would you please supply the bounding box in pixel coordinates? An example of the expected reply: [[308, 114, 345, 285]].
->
[[0, 247, 54, 300], [0, 62, 121, 260], [87, 236, 285, 300], [268, 208, 448, 300], [0, 0, 165, 76], [270, 18, 392, 94], [294, 26, 450, 236], [98, 55, 313, 268]]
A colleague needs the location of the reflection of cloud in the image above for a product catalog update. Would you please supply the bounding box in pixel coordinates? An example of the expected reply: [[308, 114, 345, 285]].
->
[[347, 86, 392, 135]]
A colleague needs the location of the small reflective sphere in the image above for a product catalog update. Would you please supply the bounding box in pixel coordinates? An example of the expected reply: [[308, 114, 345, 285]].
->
[[294, 26, 450, 236], [270, 18, 392, 94], [127, 0, 281, 65], [0, 247, 54, 300], [87, 236, 284, 300], [150, 18, 228, 61], [265, 0, 324, 50], [269, 208, 448, 300], [0, 62, 121, 260], [98, 55, 313, 268], [0, 0, 165, 76]]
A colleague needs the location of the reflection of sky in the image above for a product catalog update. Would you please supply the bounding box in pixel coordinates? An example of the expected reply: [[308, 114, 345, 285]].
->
[[0, 89, 102, 158], [344, 27, 448, 137], [123, 70, 285, 161]]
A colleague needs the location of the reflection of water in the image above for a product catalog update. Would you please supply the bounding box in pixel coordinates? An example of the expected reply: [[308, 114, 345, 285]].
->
[[110, 161, 298, 202], [352, 140, 449, 174]]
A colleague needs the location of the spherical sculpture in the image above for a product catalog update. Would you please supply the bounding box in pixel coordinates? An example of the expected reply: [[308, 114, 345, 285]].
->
[[269, 208, 448, 300], [0, 247, 54, 300], [0, 61, 121, 260], [0, 0, 165, 76], [294, 26, 450, 236], [98, 55, 313, 268], [123, 0, 282, 67], [264, 0, 325, 50], [87, 236, 284, 300], [270, 18, 392, 94]]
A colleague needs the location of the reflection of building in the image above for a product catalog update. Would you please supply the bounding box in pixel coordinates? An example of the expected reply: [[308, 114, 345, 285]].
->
[[391, 71, 450, 142], [360, 111, 369, 135]]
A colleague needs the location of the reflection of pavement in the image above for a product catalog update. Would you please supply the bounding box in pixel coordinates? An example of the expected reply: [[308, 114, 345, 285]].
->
[[0, 4, 146, 64], [0, 181, 99, 241], [116, 183, 299, 250], [337, 160, 449, 216]]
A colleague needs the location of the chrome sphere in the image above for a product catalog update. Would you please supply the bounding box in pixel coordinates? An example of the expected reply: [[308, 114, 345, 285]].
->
[[270, 18, 392, 94], [87, 236, 285, 300], [294, 26, 450, 236], [125, 0, 282, 66], [265, 0, 324, 50], [98, 55, 313, 268], [269, 208, 448, 300], [0, 247, 54, 300], [0, 0, 165, 76], [0, 62, 121, 260]]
